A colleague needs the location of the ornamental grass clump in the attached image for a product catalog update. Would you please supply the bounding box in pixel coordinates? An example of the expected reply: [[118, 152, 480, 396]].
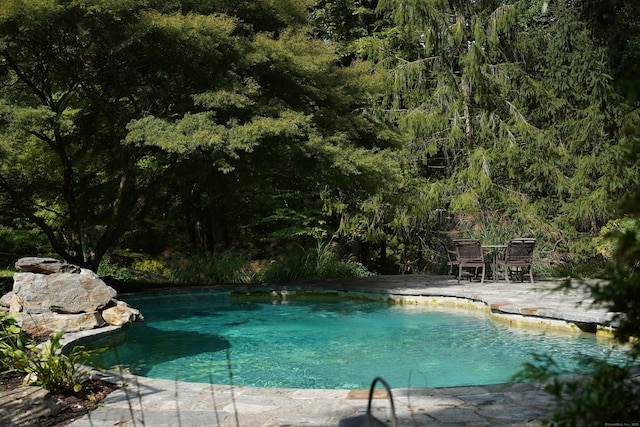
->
[[261, 240, 372, 282], [168, 252, 256, 285]]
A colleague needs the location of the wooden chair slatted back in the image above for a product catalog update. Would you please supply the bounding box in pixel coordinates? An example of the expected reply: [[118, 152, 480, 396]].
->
[[454, 240, 484, 262], [505, 239, 535, 262]]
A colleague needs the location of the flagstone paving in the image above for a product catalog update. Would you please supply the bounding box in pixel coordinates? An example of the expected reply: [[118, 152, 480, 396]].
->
[[66, 275, 620, 426]]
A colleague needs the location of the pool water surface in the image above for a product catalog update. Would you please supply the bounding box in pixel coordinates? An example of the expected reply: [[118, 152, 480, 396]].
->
[[95, 290, 631, 389]]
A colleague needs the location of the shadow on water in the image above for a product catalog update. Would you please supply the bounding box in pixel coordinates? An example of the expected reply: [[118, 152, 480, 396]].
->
[[122, 291, 387, 323], [94, 323, 230, 376], [120, 292, 266, 322]]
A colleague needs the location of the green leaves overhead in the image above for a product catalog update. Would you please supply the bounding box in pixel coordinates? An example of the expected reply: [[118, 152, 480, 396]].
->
[[146, 11, 236, 44], [127, 110, 317, 157], [0, 0, 397, 267], [1, 0, 639, 274], [125, 114, 225, 155]]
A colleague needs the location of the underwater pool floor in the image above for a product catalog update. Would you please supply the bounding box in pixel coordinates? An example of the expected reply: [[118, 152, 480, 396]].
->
[[65, 275, 638, 427]]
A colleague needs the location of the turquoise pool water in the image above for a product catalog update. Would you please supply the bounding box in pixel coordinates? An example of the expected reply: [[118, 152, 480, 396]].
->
[[95, 290, 631, 389]]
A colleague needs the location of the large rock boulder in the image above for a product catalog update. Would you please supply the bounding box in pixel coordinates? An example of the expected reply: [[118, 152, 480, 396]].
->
[[1, 257, 142, 336], [102, 301, 143, 326], [10, 273, 50, 313], [14, 257, 81, 275], [48, 273, 116, 314], [19, 312, 105, 337], [11, 272, 116, 314]]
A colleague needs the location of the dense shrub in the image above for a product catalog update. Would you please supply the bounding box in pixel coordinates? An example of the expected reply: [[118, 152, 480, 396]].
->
[[261, 241, 372, 283], [515, 224, 640, 425], [168, 252, 257, 285], [0, 312, 26, 373], [515, 354, 639, 426]]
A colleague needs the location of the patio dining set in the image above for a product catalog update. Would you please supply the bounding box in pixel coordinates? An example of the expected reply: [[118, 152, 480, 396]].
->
[[442, 238, 537, 284]]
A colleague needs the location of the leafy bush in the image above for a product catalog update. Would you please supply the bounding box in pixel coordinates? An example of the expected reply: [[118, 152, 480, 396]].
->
[[0, 312, 28, 372], [1, 324, 104, 394], [168, 252, 256, 285], [519, 123, 640, 426], [29, 332, 103, 393], [261, 240, 372, 283], [131, 258, 169, 278], [514, 355, 640, 426], [97, 253, 137, 281], [591, 226, 640, 358], [592, 218, 639, 260], [515, 222, 640, 425], [0, 224, 50, 260], [98, 252, 170, 282]]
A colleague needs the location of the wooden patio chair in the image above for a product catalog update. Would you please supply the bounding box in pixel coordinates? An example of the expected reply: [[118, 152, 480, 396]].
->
[[454, 239, 486, 284], [440, 242, 459, 276], [496, 238, 536, 284]]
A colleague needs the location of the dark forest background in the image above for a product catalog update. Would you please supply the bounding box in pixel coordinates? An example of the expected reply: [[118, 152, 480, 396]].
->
[[1, 0, 639, 283]]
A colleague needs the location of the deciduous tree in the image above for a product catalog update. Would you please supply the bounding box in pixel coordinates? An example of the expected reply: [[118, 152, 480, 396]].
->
[[0, 0, 394, 270]]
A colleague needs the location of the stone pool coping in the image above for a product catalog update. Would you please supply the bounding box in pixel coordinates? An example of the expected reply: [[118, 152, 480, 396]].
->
[[64, 275, 625, 426]]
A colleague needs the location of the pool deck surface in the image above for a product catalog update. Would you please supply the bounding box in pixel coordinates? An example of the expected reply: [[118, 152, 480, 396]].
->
[[66, 275, 626, 427]]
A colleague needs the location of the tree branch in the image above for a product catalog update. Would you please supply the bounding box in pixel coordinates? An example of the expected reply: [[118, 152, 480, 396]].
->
[[0, 173, 77, 263]]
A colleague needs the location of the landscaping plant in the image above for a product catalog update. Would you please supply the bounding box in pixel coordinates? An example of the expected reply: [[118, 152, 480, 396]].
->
[[0, 322, 104, 394], [260, 239, 372, 283], [515, 353, 639, 426], [0, 312, 26, 373], [168, 252, 257, 285]]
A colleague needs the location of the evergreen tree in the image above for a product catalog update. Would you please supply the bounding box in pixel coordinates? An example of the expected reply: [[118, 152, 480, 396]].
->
[[352, 0, 639, 268]]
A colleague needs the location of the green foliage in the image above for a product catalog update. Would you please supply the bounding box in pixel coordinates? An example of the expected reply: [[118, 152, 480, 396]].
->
[[0, 312, 26, 372], [514, 105, 640, 426], [514, 355, 640, 426], [1, 0, 639, 275], [587, 225, 640, 358], [0, 0, 185, 269], [0, 224, 51, 259], [311, 0, 385, 56], [0, 328, 103, 394], [343, 0, 640, 270], [261, 239, 372, 282], [114, 2, 392, 267], [2, 0, 364, 270], [131, 258, 169, 278], [168, 252, 257, 285], [96, 254, 137, 282], [29, 332, 99, 393], [581, 124, 640, 353], [98, 254, 170, 282], [592, 218, 638, 260]]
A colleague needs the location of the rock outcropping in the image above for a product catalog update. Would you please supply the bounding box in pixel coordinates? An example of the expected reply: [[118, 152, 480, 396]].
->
[[0, 257, 143, 336]]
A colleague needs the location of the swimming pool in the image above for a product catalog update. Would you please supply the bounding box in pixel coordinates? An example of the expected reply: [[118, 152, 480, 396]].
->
[[95, 290, 631, 389]]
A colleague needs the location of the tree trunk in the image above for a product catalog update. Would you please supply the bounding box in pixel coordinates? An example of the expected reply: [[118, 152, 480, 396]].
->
[[185, 187, 209, 252], [210, 203, 229, 252]]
